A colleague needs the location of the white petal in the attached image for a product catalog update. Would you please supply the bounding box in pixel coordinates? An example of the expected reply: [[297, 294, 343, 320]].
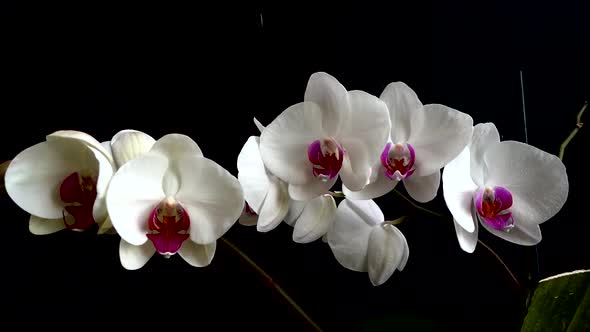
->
[[403, 170, 441, 203], [253, 117, 266, 133], [29, 215, 66, 235], [92, 144, 116, 225], [284, 199, 306, 226], [479, 217, 542, 246], [343, 165, 398, 200], [397, 229, 410, 271], [338, 90, 391, 190], [469, 123, 500, 186], [174, 156, 244, 244], [237, 136, 270, 212], [442, 147, 478, 232], [367, 223, 405, 286], [408, 104, 473, 176], [257, 180, 290, 232], [453, 217, 478, 253], [259, 102, 325, 185], [119, 239, 155, 270], [304, 72, 350, 136], [100, 141, 113, 155], [339, 146, 371, 191], [47, 130, 115, 166], [379, 82, 423, 143], [238, 211, 258, 226], [106, 154, 167, 245], [483, 141, 568, 225], [110, 129, 156, 168], [149, 134, 203, 159], [292, 195, 337, 243], [178, 241, 216, 267], [327, 199, 382, 272], [5, 139, 98, 219], [288, 177, 337, 201]]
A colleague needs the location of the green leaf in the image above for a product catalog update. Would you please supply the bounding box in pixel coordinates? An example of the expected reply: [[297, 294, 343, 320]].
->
[[521, 269, 590, 332]]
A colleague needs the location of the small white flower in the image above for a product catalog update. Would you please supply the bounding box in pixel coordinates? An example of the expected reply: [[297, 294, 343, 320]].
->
[[442, 123, 569, 252], [327, 199, 409, 286], [106, 134, 244, 270], [259, 72, 390, 201], [344, 82, 473, 203]]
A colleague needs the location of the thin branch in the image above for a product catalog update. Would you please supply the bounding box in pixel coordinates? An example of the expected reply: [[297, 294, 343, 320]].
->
[[392, 189, 444, 218], [220, 237, 323, 332], [559, 101, 587, 160], [477, 239, 521, 289]]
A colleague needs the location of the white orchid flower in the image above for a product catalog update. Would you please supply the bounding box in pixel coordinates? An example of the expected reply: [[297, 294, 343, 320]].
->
[[5, 130, 116, 235], [237, 119, 336, 242], [442, 123, 569, 252], [259, 72, 390, 201], [5, 129, 156, 236], [106, 134, 244, 270], [344, 82, 473, 203], [327, 199, 409, 286]]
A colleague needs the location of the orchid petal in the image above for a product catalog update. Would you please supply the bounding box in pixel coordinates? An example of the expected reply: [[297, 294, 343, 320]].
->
[[110, 129, 156, 168], [479, 217, 542, 246], [106, 154, 167, 245], [150, 134, 203, 159], [178, 241, 216, 267], [403, 170, 440, 203], [174, 156, 244, 244], [238, 209, 258, 226], [284, 200, 306, 226], [304, 72, 350, 136], [367, 223, 405, 286], [47, 130, 114, 166], [442, 147, 478, 232], [259, 102, 326, 185], [288, 176, 337, 201], [97, 216, 114, 235], [453, 216, 478, 253], [408, 104, 473, 176], [469, 123, 500, 186], [379, 82, 423, 143], [5, 139, 97, 219], [338, 90, 390, 190], [119, 239, 155, 270], [483, 141, 568, 225], [327, 199, 383, 272], [237, 136, 270, 213], [257, 180, 290, 232], [29, 215, 66, 235], [292, 195, 337, 243], [343, 166, 398, 200], [92, 145, 115, 226]]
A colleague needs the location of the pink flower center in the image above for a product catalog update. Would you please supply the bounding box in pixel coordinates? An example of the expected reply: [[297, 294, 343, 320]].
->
[[308, 137, 344, 181], [381, 143, 416, 181], [147, 197, 190, 256], [59, 171, 98, 231], [474, 186, 514, 231], [244, 202, 257, 216]]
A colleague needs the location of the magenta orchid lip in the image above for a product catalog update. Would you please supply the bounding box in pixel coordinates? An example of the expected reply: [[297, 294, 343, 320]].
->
[[146, 197, 191, 256], [381, 142, 416, 181], [308, 137, 345, 181], [474, 186, 514, 231], [59, 171, 97, 231]]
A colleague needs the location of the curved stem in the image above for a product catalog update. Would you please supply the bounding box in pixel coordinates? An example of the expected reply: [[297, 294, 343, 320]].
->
[[559, 101, 587, 160], [477, 239, 522, 290], [220, 237, 323, 332], [392, 188, 444, 218]]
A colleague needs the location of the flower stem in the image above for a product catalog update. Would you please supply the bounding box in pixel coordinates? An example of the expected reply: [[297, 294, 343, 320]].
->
[[392, 188, 444, 218], [477, 239, 522, 290], [559, 101, 587, 161], [220, 237, 323, 332]]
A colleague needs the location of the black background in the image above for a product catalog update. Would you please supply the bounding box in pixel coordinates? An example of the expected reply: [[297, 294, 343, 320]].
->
[[1, 2, 589, 331]]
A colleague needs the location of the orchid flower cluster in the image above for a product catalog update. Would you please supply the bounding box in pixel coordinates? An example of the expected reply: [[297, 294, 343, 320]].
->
[[4, 72, 568, 286]]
